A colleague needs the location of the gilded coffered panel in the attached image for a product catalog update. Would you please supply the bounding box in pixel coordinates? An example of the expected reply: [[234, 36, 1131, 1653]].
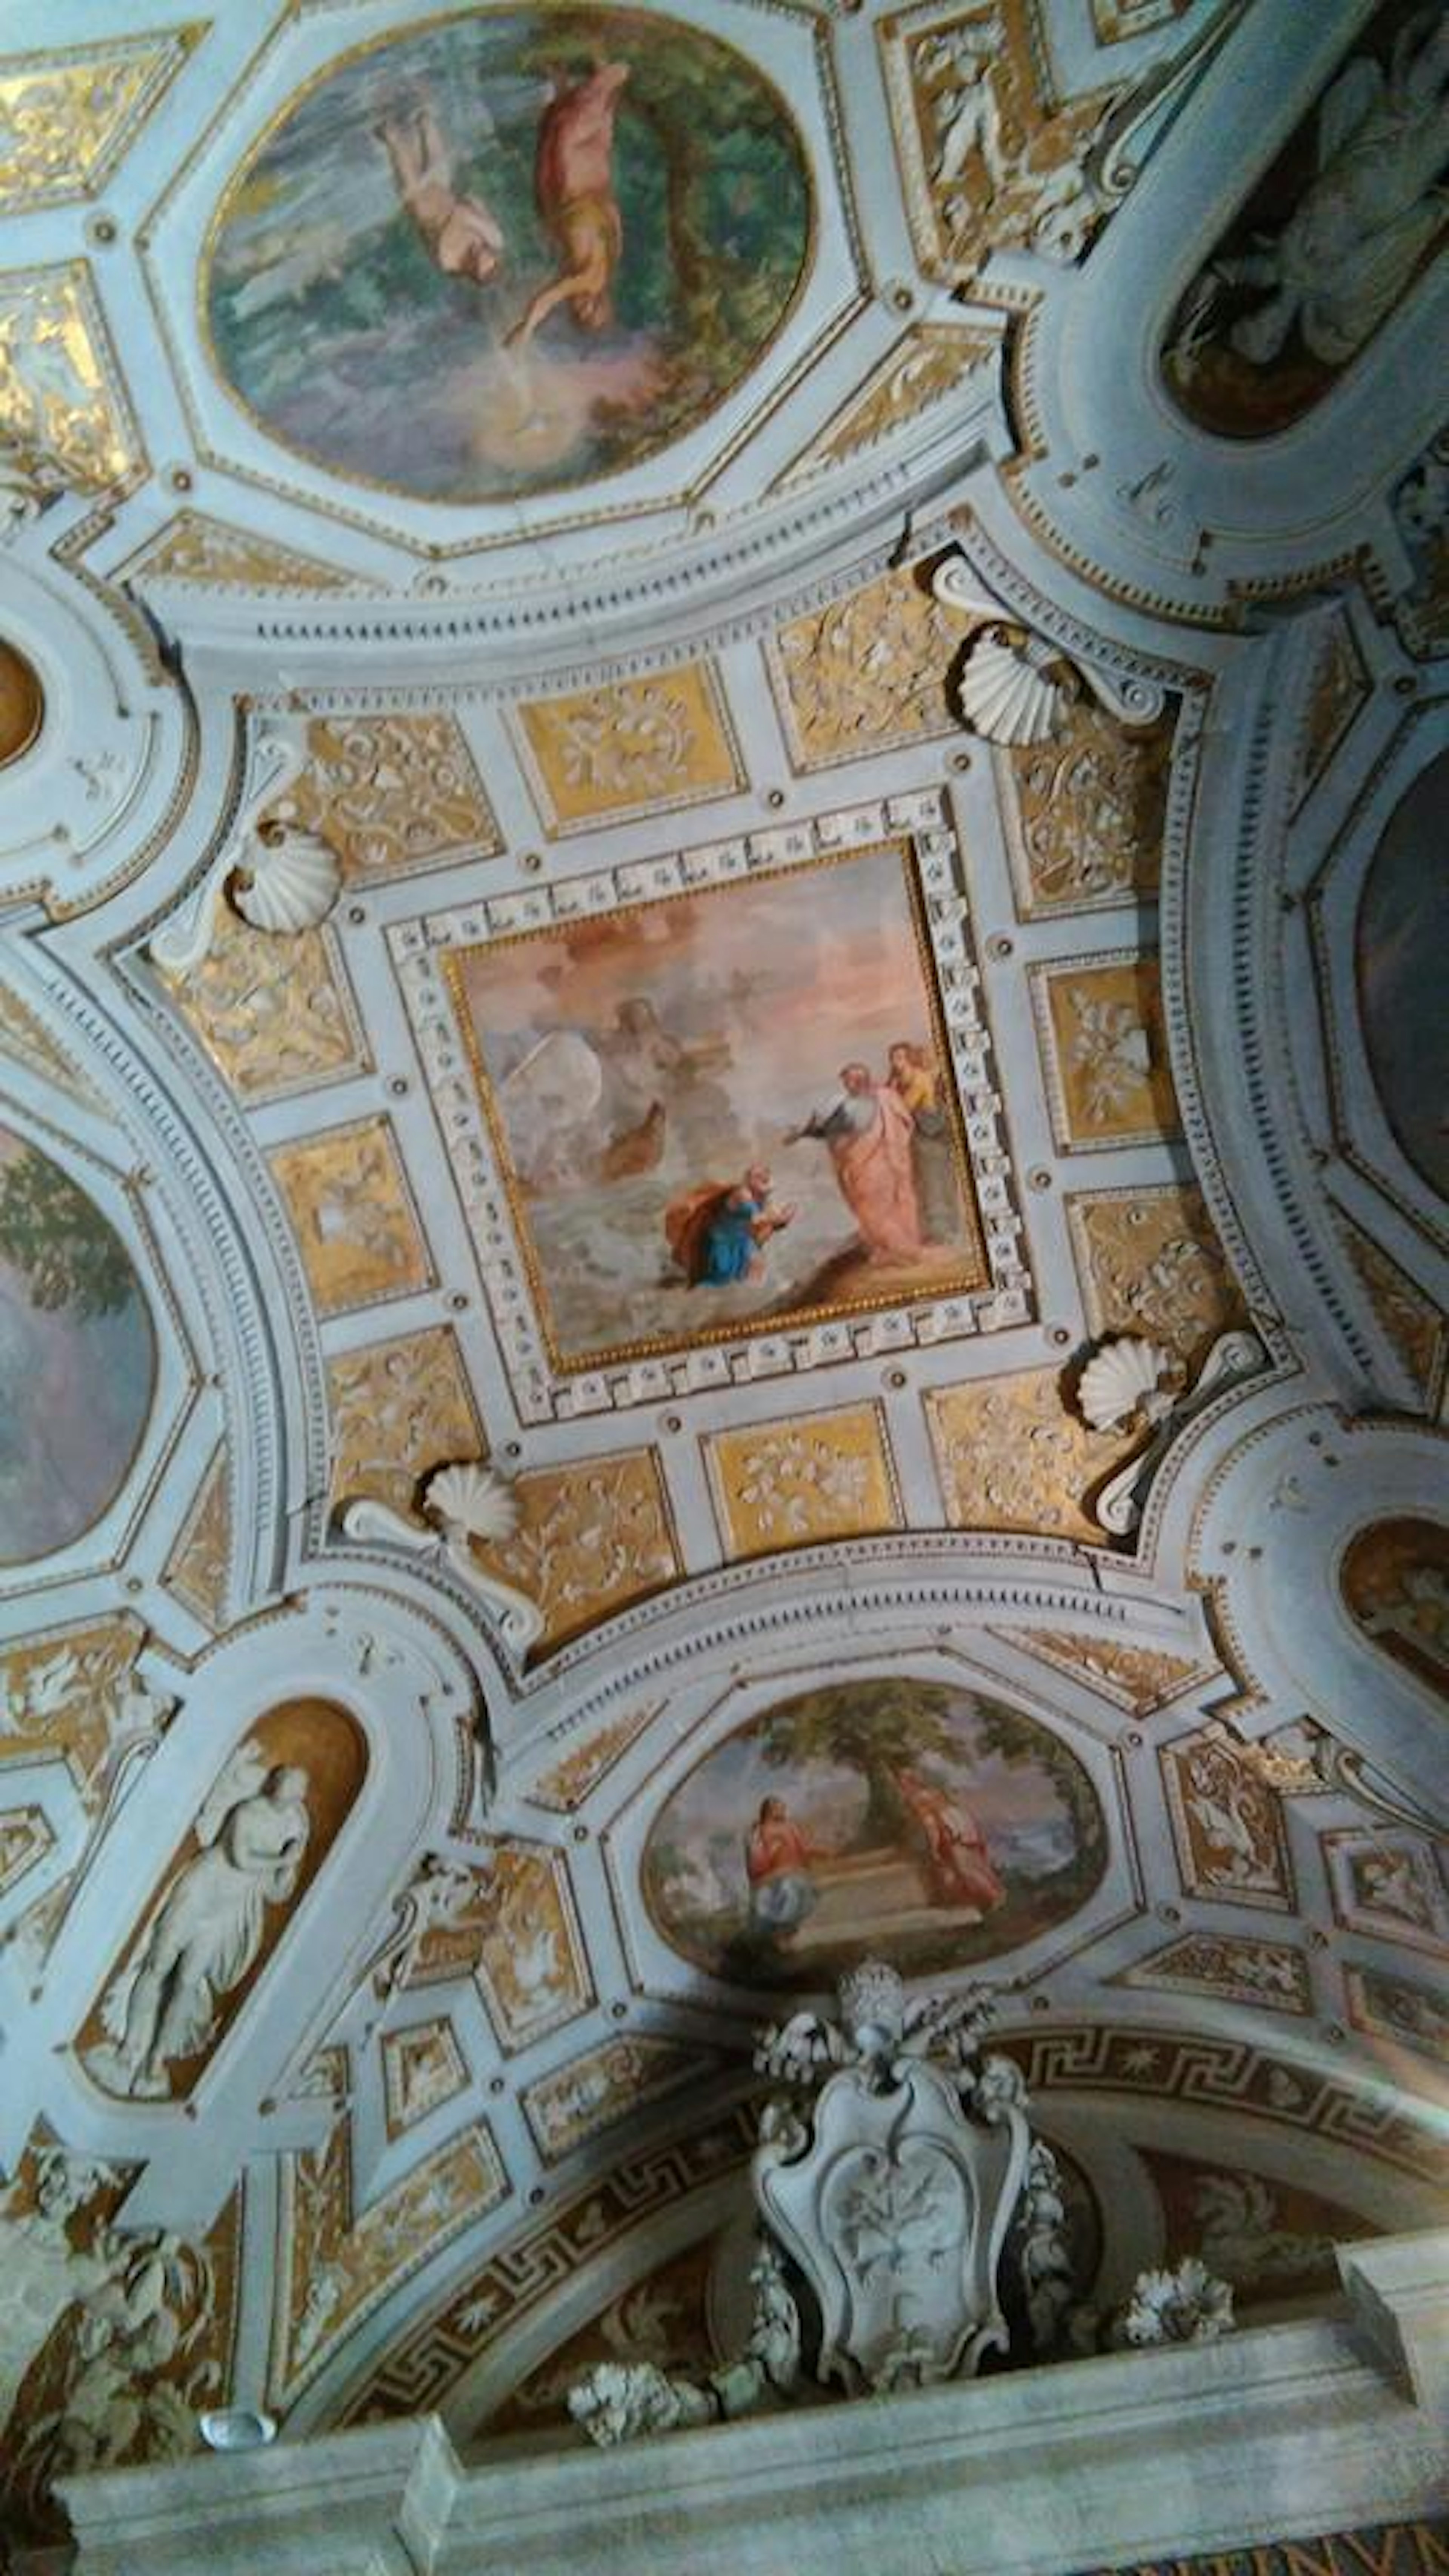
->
[[0, 1613, 147, 1812], [326, 1328, 483, 1519], [381, 2019, 470, 2142], [161, 906, 367, 1103], [1160, 1727, 1294, 1913], [778, 324, 997, 486], [1068, 1181, 1246, 1368], [1032, 952, 1181, 1151], [1114, 1931, 1313, 2017], [268, 1117, 433, 1320], [0, 1804, 54, 1902], [525, 1705, 663, 1814], [160, 1443, 230, 1632], [705, 1401, 901, 1562], [118, 510, 358, 594], [1295, 618, 1368, 808], [0, 983, 100, 1110], [769, 564, 964, 769], [512, 664, 743, 834], [0, 29, 199, 212], [1005, 1631, 1210, 1713], [926, 1367, 1142, 1543], [262, 714, 499, 885], [1321, 1829, 1449, 1960], [389, 1840, 592, 2050], [997, 699, 1173, 918], [1345, 1965, 1448, 2072], [1333, 1211, 1446, 1412], [270, 2119, 506, 2407], [0, 261, 142, 493], [523, 2035, 719, 2165], [473, 1452, 680, 1657]]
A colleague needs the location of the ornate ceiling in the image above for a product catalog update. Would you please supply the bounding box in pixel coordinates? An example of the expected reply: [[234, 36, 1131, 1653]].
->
[[0, 0, 1445, 2546]]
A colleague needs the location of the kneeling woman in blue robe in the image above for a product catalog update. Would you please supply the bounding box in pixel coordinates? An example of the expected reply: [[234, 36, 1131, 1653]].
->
[[664, 1163, 794, 1287]]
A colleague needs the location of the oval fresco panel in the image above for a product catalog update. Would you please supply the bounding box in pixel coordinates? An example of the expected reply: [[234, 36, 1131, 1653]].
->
[[0, 1126, 155, 1565], [205, 8, 812, 504], [644, 1679, 1107, 1988], [1356, 747, 1449, 1209]]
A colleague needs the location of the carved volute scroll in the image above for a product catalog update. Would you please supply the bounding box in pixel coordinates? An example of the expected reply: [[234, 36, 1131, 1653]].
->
[[76, 1701, 367, 2102]]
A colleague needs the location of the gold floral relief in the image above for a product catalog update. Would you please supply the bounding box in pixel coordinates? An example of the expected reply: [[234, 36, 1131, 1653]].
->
[[0, 1614, 145, 1809], [998, 700, 1173, 917], [274, 2118, 505, 2400], [397, 1839, 593, 2048], [1160, 1726, 1294, 1912], [161, 1445, 229, 1632], [0, 30, 199, 212], [487, 2236, 718, 2431], [262, 712, 499, 883], [326, 1326, 483, 1518], [380, 2017, 468, 2139], [1115, 1931, 1312, 2016], [1335, 1214, 1446, 1411], [770, 562, 964, 769], [1297, 619, 1366, 803], [1007, 1629, 1208, 1712], [881, 0, 1117, 289], [269, 1118, 432, 1320], [1034, 953, 1181, 1149], [1068, 1183, 1246, 1369], [0, 980, 100, 1109], [1345, 1963, 1449, 2067], [706, 1403, 901, 1561], [164, 902, 365, 1102], [1090, 0, 1189, 38], [118, 509, 356, 595], [522, 2035, 716, 2165], [925, 1366, 1143, 1542], [514, 663, 741, 831], [0, 1804, 54, 1901], [526, 1703, 662, 1813], [781, 325, 997, 484], [473, 1450, 680, 1654], [0, 262, 140, 491]]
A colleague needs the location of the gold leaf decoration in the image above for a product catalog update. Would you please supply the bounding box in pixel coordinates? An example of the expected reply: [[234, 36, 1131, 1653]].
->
[[0, 981, 100, 1108], [0, 261, 140, 492], [380, 2018, 469, 2139], [1115, 1932, 1312, 2015], [526, 1704, 662, 1813], [472, 1451, 680, 1654], [770, 563, 964, 769], [998, 698, 1174, 915], [161, 1445, 230, 1632], [780, 325, 997, 484], [0, 29, 200, 213], [263, 712, 498, 883], [1006, 1630, 1207, 1711], [0, 1614, 146, 1809], [1033, 953, 1181, 1149], [706, 1403, 901, 1560], [1160, 1726, 1294, 1912], [1068, 1182, 1246, 1369], [515, 664, 741, 830], [120, 509, 357, 594], [327, 1326, 483, 1518], [926, 1366, 1143, 1542], [1334, 1212, 1446, 1410], [522, 2035, 717, 2164], [163, 902, 365, 1102], [268, 1118, 432, 1318]]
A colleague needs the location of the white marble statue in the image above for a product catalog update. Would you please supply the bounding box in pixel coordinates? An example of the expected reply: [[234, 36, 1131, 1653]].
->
[[88, 1740, 311, 2099], [1176, 15, 1449, 376]]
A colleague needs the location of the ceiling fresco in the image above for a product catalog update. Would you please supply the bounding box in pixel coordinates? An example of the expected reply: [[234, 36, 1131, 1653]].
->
[[0, 0, 1445, 2554]]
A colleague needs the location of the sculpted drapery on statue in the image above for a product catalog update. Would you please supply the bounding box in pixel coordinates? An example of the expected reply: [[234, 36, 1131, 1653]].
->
[[86, 1740, 312, 2099]]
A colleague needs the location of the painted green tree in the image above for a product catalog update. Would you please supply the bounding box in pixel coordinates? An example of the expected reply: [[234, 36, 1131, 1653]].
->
[[0, 1149, 135, 1317], [758, 1680, 960, 1848]]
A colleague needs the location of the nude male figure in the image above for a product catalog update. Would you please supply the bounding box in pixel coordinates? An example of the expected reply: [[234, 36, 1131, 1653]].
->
[[377, 99, 505, 286], [507, 59, 630, 346]]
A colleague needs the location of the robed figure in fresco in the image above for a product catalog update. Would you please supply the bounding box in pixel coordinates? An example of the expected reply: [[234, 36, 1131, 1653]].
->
[[786, 1063, 924, 1265], [665, 1164, 795, 1287], [508, 57, 631, 344], [898, 1769, 1004, 1916], [747, 1795, 828, 1939], [377, 98, 506, 286]]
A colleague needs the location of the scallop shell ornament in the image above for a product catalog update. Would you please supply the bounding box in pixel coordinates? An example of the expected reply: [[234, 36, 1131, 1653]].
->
[[231, 824, 340, 934], [426, 1461, 520, 1547], [958, 629, 1071, 746], [1077, 1336, 1178, 1433]]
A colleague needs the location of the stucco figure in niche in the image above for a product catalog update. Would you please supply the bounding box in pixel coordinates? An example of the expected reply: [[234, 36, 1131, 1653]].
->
[[80, 1702, 367, 2101], [205, 9, 810, 503], [448, 845, 984, 1372], [644, 1679, 1105, 1987], [1355, 747, 1449, 1207], [1340, 1518, 1449, 1701], [1162, 3, 1449, 438], [0, 1125, 154, 1566]]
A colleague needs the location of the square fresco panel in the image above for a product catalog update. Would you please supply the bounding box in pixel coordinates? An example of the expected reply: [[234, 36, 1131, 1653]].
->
[[445, 844, 986, 1370]]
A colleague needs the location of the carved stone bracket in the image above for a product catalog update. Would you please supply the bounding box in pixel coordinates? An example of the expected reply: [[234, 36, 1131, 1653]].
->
[[149, 719, 336, 974], [1078, 1328, 1265, 1536], [931, 551, 1167, 735], [339, 1463, 543, 1658]]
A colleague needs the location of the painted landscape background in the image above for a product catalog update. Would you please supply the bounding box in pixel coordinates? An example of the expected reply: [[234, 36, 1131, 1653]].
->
[[206, 7, 811, 502], [0, 1129, 153, 1564], [451, 847, 984, 1369], [644, 1678, 1106, 1988]]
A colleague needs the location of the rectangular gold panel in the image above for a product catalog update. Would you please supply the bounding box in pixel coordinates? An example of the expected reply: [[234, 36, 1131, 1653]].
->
[[1032, 952, 1181, 1149], [514, 663, 742, 831], [269, 1117, 432, 1318], [1067, 1182, 1246, 1369], [926, 1366, 1141, 1543], [706, 1401, 901, 1560]]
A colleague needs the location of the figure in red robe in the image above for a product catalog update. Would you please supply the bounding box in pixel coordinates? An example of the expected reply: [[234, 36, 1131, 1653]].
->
[[898, 1768, 1004, 1913], [508, 59, 630, 345]]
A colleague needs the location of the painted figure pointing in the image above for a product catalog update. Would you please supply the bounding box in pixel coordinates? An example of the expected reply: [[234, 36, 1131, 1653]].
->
[[508, 58, 631, 346]]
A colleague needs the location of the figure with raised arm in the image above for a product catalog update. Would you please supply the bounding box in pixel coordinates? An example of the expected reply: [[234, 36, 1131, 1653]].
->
[[377, 98, 505, 286], [508, 58, 630, 345]]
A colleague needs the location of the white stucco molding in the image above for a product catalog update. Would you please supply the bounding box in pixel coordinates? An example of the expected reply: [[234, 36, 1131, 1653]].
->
[[51, 2226, 1449, 2576]]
